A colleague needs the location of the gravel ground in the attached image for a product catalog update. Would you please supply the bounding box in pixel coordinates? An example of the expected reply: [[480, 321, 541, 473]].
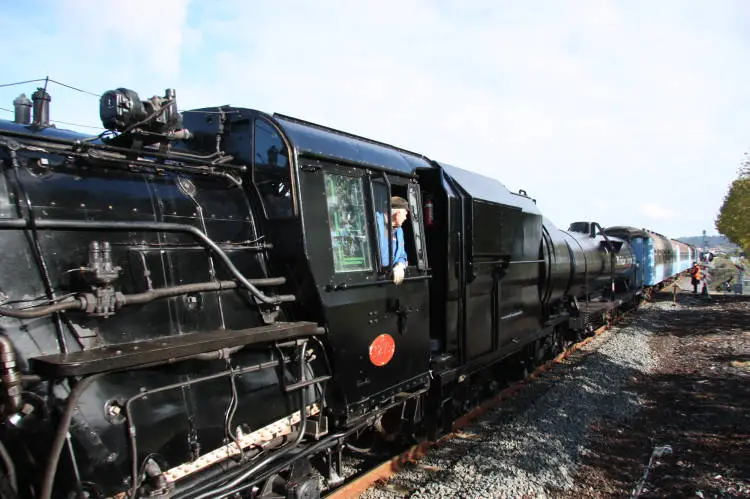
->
[[361, 301, 661, 498], [572, 286, 750, 498], [357, 278, 749, 498]]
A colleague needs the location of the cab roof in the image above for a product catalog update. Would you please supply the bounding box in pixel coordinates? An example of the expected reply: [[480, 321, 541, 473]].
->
[[273, 113, 432, 176]]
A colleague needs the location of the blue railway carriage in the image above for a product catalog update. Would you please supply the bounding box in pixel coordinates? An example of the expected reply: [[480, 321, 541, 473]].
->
[[672, 239, 693, 275], [604, 227, 695, 288], [638, 230, 677, 286], [602, 226, 649, 290]]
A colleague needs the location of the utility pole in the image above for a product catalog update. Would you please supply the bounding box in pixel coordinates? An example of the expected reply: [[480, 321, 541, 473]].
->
[[702, 229, 709, 262]]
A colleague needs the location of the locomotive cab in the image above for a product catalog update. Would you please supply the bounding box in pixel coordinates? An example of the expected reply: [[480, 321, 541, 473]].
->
[[269, 114, 433, 425], [180, 107, 434, 425]]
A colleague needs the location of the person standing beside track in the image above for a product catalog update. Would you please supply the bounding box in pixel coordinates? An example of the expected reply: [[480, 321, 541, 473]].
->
[[690, 262, 702, 293]]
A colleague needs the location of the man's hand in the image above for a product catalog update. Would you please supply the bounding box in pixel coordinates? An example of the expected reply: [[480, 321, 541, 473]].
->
[[392, 263, 405, 285]]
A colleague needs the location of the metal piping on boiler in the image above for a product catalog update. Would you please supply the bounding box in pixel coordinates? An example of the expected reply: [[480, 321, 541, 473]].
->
[[0, 335, 22, 416]]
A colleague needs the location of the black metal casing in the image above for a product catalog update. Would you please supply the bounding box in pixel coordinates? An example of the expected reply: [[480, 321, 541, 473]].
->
[[181, 109, 434, 423], [0, 85, 685, 498], [0, 115, 323, 495], [418, 162, 546, 376]]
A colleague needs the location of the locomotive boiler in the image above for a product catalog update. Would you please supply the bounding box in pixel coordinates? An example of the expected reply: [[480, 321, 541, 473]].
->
[[0, 86, 691, 499]]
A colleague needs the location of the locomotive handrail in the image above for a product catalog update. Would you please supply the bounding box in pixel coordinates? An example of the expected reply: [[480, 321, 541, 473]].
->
[[472, 258, 544, 266], [326, 274, 431, 291], [0, 218, 295, 305], [0, 128, 247, 170], [471, 259, 508, 268], [590, 222, 617, 301]]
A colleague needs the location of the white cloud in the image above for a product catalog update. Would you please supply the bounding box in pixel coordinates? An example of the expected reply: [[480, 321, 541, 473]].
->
[[2, 0, 748, 238], [639, 203, 677, 220]]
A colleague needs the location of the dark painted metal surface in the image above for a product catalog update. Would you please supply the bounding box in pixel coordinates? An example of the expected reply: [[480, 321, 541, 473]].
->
[[295, 158, 431, 422], [421, 161, 544, 372], [560, 229, 626, 299], [0, 114, 322, 496], [540, 217, 573, 311], [30, 322, 320, 376], [437, 162, 522, 207], [0, 85, 686, 499], [274, 114, 432, 175]]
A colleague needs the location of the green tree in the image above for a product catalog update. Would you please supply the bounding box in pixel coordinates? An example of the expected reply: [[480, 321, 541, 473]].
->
[[716, 158, 750, 254]]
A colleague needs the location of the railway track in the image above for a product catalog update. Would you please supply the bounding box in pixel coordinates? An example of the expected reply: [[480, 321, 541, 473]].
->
[[325, 317, 623, 499]]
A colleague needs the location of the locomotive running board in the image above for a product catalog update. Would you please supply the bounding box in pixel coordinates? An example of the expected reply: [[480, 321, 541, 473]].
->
[[30, 321, 322, 377], [163, 403, 321, 484]]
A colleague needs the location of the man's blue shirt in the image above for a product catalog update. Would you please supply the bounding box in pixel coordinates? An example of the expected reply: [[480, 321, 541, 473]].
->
[[376, 212, 408, 267]]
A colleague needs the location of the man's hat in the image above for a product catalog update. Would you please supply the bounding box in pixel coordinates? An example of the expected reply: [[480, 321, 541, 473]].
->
[[391, 196, 409, 210]]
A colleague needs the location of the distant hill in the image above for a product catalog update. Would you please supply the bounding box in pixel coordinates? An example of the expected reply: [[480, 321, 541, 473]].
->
[[676, 235, 738, 249]]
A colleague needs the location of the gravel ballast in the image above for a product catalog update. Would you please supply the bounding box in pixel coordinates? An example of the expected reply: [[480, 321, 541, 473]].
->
[[360, 300, 669, 499]]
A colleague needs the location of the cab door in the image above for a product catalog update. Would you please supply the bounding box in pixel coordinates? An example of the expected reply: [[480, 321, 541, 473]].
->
[[298, 160, 431, 421]]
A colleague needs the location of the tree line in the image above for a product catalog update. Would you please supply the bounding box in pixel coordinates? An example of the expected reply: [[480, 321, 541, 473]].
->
[[716, 158, 750, 255]]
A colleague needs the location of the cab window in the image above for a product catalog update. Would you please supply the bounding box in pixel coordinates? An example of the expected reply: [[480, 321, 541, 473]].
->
[[372, 179, 393, 268], [254, 119, 293, 218], [323, 173, 373, 273], [371, 178, 427, 272]]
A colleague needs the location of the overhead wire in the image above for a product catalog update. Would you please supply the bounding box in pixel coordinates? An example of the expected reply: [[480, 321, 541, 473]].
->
[[0, 78, 48, 89], [0, 77, 105, 130], [46, 79, 100, 98], [0, 77, 100, 97]]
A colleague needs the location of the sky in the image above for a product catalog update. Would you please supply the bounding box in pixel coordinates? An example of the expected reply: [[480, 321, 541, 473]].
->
[[1, 0, 749, 238]]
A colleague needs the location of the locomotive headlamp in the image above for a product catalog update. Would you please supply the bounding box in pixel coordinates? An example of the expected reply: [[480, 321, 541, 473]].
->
[[100, 87, 182, 134]]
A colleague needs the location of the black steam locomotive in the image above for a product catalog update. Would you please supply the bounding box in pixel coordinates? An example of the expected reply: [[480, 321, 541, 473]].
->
[[0, 87, 683, 498]]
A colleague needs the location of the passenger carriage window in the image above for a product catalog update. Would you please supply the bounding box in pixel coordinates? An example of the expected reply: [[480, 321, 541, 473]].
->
[[323, 173, 373, 273], [254, 119, 293, 218]]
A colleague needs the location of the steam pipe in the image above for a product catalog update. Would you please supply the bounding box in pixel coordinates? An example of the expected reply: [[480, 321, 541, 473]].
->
[[118, 278, 285, 306], [0, 278, 289, 319], [188, 341, 309, 499], [0, 219, 294, 305], [0, 128, 243, 169], [174, 392, 400, 499], [0, 335, 21, 415], [0, 300, 78, 319], [125, 351, 294, 498], [0, 441, 17, 494], [39, 373, 107, 499], [42, 342, 265, 499]]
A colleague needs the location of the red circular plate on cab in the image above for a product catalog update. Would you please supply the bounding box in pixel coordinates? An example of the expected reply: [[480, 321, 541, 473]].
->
[[369, 333, 395, 367]]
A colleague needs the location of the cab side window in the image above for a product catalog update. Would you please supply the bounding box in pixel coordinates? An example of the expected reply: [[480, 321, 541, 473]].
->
[[372, 179, 393, 268], [371, 179, 426, 272], [254, 119, 293, 218], [324, 173, 373, 273]]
